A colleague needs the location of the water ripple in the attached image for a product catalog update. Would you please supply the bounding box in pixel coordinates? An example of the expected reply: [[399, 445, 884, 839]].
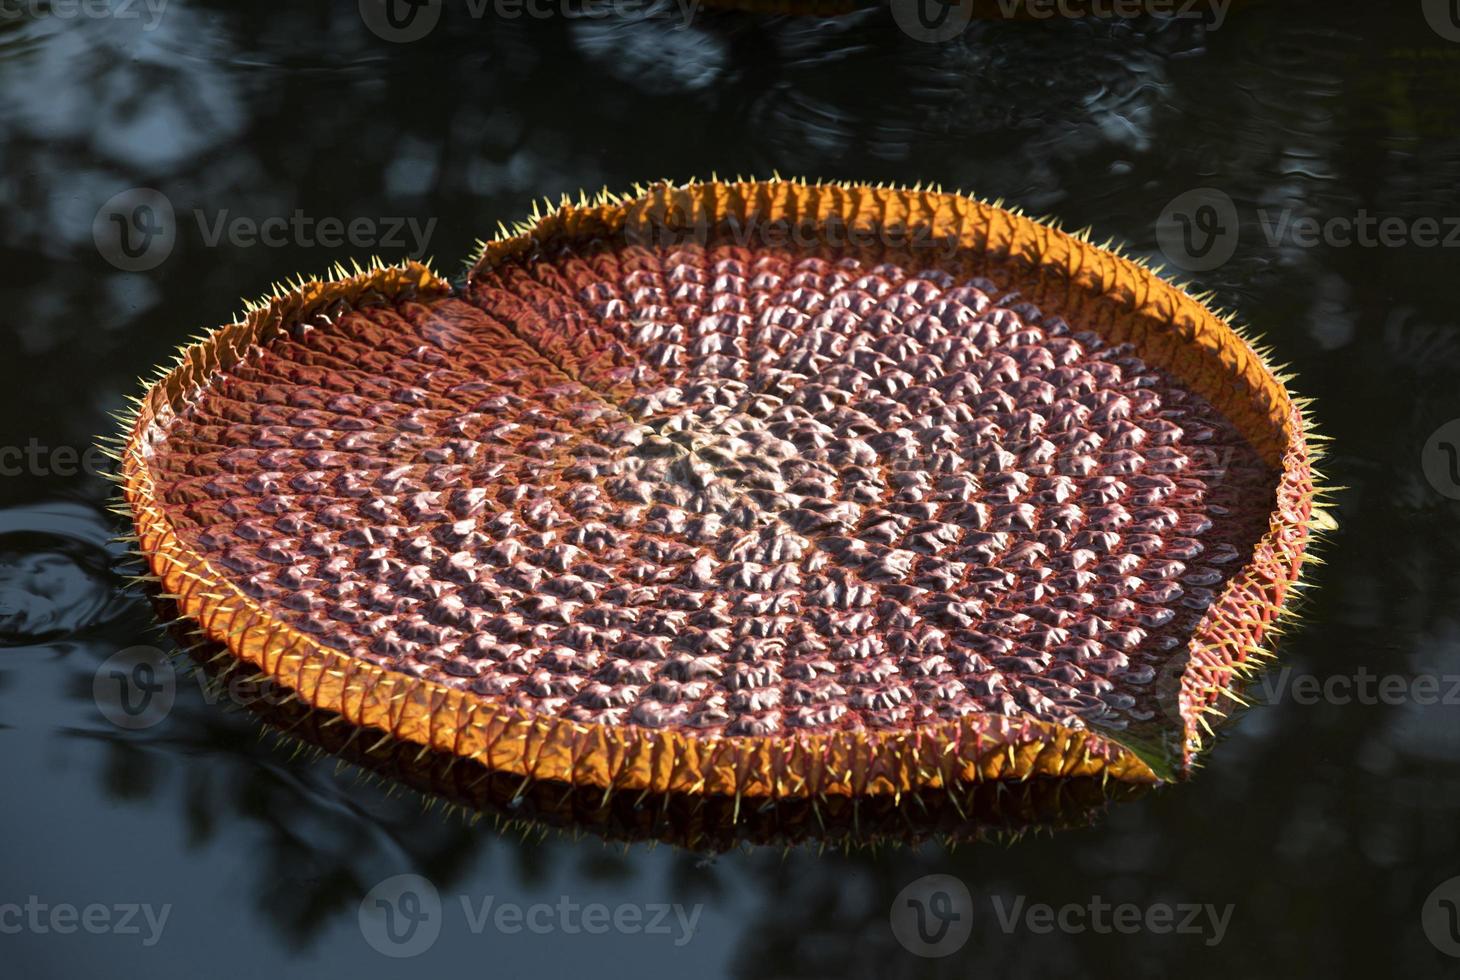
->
[[0, 502, 133, 646]]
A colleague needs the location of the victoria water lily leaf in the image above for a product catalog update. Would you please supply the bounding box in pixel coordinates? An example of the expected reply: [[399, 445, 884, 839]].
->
[[114, 178, 1324, 820]]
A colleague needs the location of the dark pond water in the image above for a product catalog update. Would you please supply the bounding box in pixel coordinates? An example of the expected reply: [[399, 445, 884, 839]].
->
[[3, 1, 1460, 976]]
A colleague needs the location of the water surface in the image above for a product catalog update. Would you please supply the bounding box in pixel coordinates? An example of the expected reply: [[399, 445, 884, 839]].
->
[[2, 2, 1459, 976]]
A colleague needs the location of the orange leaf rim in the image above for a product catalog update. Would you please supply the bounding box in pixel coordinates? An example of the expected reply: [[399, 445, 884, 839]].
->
[[168, 616, 1148, 849], [117, 177, 1325, 803]]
